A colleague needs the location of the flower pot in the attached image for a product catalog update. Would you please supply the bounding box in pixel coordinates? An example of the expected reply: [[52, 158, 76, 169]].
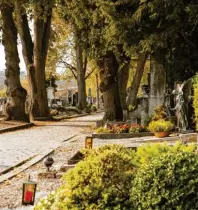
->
[[154, 131, 170, 138]]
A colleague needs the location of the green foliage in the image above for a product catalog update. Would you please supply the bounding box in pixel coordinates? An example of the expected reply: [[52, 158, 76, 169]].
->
[[128, 104, 135, 112], [95, 124, 145, 134], [129, 124, 145, 133], [134, 142, 196, 166], [35, 145, 135, 210], [95, 127, 111, 134], [0, 88, 6, 97], [151, 104, 169, 121], [148, 119, 174, 132], [193, 73, 198, 130], [131, 151, 198, 210], [91, 104, 97, 112], [35, 143, 198, 210]]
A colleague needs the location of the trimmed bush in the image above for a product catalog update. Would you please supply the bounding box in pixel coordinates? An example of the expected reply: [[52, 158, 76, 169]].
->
[[134, 142, 196, 166], [35, 145, 135, 210], [131, 151, 198, 210]]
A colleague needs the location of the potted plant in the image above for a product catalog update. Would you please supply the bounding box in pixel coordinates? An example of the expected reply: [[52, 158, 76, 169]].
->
[[148, 119, 175, 138]]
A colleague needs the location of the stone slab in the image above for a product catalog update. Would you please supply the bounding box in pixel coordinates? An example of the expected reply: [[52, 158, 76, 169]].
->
[[92, 132, 153, 139]]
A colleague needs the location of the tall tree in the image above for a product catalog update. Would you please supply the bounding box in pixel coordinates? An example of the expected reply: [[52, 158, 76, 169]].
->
[[0, 3, 29, 122], [127, 53, 148, 106], [15, 0, 53, 119], [134, 0, 198, 84]]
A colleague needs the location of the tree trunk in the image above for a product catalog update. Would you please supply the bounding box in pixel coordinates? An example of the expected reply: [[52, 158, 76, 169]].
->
[[118, 59, 131, 110], [1, 5, 29, 122], [98, 52, 123, 121], [15, 1, 52, 119], [127, 52, 148, 106], [96, 74, 100, 109], [75, 39, 87, 110], [33, 16, 48, 117], [14, 2, 37, 119]]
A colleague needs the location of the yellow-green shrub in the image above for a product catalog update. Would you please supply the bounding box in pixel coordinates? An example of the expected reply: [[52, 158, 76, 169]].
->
[[134, 142, 196, 166], [131, 151, 198, 209], [95, 127, 111, 133], [35, 145, 136, 210], [148, 119, 174, 132]]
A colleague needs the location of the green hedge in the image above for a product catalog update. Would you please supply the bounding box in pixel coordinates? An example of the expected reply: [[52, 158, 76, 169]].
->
[[35, 143, 198, 210], [35, 145, 135, 210], [132, 151, 198, 210]]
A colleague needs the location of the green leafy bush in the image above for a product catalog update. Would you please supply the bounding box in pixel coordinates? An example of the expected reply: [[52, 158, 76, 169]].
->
[[134, 142, 196, 166], [91, 105, 97, 111], [35, 145, 135, 210], [129, 124, 145, 133], [95, 127, 111, 133], [131, 151, 198, 210], [148, 119, 174, 132], [151, 104, 169, 121]]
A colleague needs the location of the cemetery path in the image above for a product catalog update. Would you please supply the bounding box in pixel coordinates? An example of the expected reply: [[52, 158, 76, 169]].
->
[[0, 112, 103, 172]]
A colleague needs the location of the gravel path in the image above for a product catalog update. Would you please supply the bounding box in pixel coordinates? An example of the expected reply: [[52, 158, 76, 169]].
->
[[0, 135, 86, 209], [0, 113, 103, 171], [0, 113, 104, 209]]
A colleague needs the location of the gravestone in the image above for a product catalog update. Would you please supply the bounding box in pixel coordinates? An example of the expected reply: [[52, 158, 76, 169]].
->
[[148, 57, 166, 116]]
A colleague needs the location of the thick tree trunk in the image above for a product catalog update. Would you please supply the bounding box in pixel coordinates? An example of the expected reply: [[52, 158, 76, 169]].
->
[[1, 6, 29, 122], [118, 59, 131, 110], [98, 52, 123, 121], [33, 1, 51, 118], [96, 74, 100, 109], [127, 52, 148, 106], [75, 40, 87, 110], [14, 2, 37, 119], [15, 1, 52, 119]]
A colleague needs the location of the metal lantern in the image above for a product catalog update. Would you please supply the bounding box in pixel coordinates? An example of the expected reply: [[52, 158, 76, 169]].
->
[[85, 136, 93, 149], [22, 177, 37, 206]]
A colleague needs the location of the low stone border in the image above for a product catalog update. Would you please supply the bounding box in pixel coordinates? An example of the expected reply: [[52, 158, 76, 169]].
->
[[0, 155, 35, 176], [93, 133, 198, 149], [0, 135, 76, 183], [0, 123, 34, 134], [67, 151, 84, 165], [92, 132, 153, 139]]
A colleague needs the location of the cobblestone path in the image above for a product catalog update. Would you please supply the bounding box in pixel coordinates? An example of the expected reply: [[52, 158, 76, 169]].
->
[[0, 113, 103, 171]]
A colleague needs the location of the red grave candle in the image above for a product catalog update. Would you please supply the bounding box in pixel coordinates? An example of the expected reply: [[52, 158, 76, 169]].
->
[[24, 191, 33, 202]]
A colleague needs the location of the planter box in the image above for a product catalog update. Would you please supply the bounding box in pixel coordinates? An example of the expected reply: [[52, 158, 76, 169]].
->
[[92, 132, 153, 139]]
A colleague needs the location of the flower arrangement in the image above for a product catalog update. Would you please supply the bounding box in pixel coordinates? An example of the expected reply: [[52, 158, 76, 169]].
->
[[148, 119, 174, 132], [96, 124, 145, 134], [129, 124, 145, 133]]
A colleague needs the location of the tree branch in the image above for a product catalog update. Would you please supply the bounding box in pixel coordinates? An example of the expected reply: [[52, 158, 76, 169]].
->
[[85, 67, 96, 80], [58, 60, 77, 79], [42, 0, 53, 63], [15, 1, 34, 65], [83, 56, 88, 74]]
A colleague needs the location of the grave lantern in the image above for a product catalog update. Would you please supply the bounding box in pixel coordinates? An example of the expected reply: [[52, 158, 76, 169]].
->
[[22, 176, 37, 206], [85, 136, 93, 149]]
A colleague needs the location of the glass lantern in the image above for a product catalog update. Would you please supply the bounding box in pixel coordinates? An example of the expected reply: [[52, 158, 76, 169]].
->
[[22, 180, 37, 205], [85, 136, 93, 149]]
